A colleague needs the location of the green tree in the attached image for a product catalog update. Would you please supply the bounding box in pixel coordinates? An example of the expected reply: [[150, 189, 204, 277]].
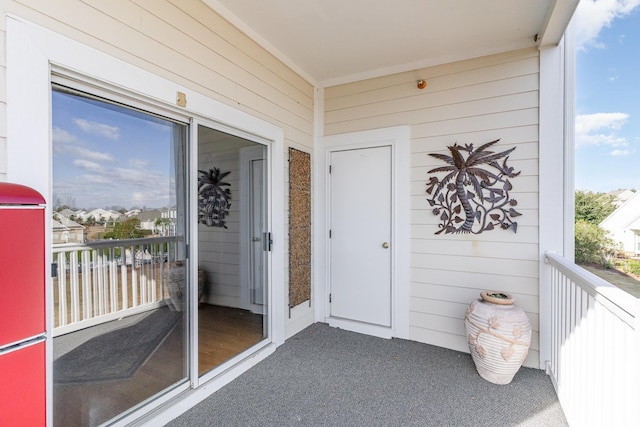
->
[[575, 190, 616, 225], [574, 219, 617, 267], [104, 218, 146, 240]]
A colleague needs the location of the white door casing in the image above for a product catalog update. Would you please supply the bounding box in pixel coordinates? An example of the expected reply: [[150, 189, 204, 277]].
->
[[316, 126, 410, 340], [329, 146, 392, 327]]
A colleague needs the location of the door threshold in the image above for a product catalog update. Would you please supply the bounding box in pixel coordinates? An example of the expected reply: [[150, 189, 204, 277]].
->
[[327, 317, 392, 339]]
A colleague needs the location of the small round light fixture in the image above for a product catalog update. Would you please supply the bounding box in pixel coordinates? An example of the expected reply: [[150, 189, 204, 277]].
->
[[417, 79, 427, 90]]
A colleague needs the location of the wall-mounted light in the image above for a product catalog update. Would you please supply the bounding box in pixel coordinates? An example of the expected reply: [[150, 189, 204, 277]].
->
[[417, 80, 427, 90]]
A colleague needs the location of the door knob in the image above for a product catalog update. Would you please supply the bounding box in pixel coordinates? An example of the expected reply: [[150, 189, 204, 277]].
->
[[382, 242, 389, 249]]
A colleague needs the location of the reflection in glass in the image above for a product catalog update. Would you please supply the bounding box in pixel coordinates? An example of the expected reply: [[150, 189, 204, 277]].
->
[[197, 125, 268, 376], [51, 85, 188, 427]]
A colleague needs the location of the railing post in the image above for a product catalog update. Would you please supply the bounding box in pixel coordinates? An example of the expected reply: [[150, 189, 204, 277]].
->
[[120, 245, 128, 310]]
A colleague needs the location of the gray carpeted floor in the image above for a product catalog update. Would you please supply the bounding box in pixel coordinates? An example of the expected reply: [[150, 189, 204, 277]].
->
[[167, 323, 566, 426]]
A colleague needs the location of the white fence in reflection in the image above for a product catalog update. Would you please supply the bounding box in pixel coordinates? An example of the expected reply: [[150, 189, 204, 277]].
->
[[52, 236, 182, 336]]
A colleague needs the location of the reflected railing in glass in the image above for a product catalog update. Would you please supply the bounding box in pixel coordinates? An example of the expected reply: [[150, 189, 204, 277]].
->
[[52, 236, 184, 336]]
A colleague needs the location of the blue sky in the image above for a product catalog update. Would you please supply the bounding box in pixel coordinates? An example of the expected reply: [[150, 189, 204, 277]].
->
[[52, 90, 180, 210], [575, 0, 640, 192]]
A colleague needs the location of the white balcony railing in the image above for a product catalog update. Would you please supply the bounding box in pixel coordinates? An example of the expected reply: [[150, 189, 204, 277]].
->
[[545, 252, 640, 426], [52, 236, 182, 336]]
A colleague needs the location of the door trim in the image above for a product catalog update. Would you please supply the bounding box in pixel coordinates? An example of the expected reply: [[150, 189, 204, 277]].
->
[[315, 126, 410, 339]]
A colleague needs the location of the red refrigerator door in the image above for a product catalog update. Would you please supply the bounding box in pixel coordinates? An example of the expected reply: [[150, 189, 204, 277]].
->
[[0, 208, 45, 346], [0, 341, 46, 426]]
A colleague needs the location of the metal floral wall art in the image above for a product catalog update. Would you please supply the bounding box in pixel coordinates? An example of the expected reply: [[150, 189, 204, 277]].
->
[[426, 139, 521, 235], [198, 167, 231, 228]]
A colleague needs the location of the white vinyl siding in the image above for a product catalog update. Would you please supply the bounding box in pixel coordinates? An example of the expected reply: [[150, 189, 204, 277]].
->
[[0, 0, 314, 336], [325, 48, 541, 367]]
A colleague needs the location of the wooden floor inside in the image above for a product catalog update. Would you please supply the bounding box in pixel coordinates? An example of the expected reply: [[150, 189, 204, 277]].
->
[[53, 304, 264, 427]]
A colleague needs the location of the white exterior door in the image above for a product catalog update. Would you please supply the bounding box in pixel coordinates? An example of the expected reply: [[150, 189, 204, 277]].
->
[[329, 146, 392, 327]]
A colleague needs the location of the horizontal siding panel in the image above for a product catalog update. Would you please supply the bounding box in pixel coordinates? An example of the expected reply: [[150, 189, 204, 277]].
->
[[411, 325, 539, 368], [326, 73, 538, 122], [411, 253, 539, 278], [409, 326, 470, 354], [410, 283, 539, 313], [412, 208, 539, 227], [410, 298, 467, 319], [236, 86, 312, 134], [412, 129, 538, 157], [412, 191, 539, 211], [411, 108, 539, 140], [410, 239, 538, 261], [410, 297, 540, 331], [197, 228, 242, 243], [325, 48, 538, 101], [326, 92, 538, 136], [196, 261, 238, 276], [410, 311, 466, 336], [413, 139, 539, 163], [206, 278, 241, 294], [409, 268, 539, 296], [326, 107, 539, 140], [410, 176, 539, 195], [198, 241, 240, 254], [414, 158, 538, 177], [411, 223, 538, 243]]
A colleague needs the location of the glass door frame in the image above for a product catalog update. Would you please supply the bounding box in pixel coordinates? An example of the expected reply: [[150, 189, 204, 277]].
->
[[189, 118, 277, 388]]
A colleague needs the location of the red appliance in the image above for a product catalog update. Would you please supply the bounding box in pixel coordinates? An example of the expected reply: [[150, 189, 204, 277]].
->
[[0, 183, 46, 426]]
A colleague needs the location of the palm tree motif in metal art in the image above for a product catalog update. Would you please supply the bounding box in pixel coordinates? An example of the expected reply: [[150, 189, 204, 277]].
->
[[426, 139, 521, 234], [198, 167, 231, 228]]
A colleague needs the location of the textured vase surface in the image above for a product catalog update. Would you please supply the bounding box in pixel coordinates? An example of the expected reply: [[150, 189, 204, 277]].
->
[[166, 263, 205, 311], [464, 291, 532, 385]]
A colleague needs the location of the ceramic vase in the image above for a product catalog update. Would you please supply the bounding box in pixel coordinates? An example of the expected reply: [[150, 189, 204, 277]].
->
[[464, 291, 532, 385], [165, 261, 205, 311]]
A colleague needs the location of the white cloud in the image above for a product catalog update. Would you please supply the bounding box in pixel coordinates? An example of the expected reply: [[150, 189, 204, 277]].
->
[[576, 112, 633, 156], [53, 125, 114, 161], [52, 127, 78, 144], [611, 148, 632, 156], [73, 159, 102, 171], [129, 159, 149, 169], [73, 118, 120, 140], [60, 145, 114, 162], [575, 0, 640, 50], [576, 112, 628, 134]]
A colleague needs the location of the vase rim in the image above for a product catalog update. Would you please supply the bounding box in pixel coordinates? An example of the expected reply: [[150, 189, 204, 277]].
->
[[480, 290, 515, 305]]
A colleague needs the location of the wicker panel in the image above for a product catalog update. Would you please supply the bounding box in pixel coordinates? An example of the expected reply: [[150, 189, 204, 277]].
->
[[288, 148, 311, 308]]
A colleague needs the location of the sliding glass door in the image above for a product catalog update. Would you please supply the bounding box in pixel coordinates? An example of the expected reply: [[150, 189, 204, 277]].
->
[[50, 84, 272, 426], [196, 124, 269, 377], [51, 84, 190, 427]]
